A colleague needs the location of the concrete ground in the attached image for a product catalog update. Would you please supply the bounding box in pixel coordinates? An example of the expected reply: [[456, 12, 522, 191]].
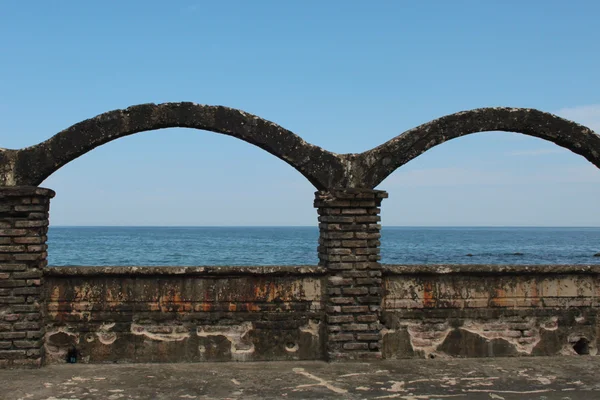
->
[[1, 357, 599, 400]]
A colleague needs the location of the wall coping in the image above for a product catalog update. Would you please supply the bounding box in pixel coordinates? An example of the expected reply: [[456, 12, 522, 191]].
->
[[44, 265, 326, 277], [383, 264, 600, 275], [0, 186, 55, 198], [44, 264, 600, 277]]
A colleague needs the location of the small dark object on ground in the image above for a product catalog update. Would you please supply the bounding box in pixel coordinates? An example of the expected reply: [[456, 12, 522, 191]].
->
[[594, 252, 600, 257], [66, 347, 78, 363]]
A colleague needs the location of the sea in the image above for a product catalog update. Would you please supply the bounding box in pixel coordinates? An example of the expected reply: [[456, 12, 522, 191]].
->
[[46, 226, 600, 266]]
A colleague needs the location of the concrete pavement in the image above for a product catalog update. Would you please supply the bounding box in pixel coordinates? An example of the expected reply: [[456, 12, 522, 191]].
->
[[1, 356, 599, 399]]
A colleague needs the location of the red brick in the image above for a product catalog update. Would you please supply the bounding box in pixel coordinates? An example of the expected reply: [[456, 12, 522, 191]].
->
[[356, 315, 378, 323], [0, 296, 25, 304], [0, 245, 26, 253], [343, 342, 369, 350], [340, 271, 369, 278], [0, 229, 27, 237], [341, 240, 368, 248], [0, 264, 26, 272], [13, 340, 41, 349], [342, 287, 369, 296], [0, 332, 26, 340], [341, 306, 369, 313], [341, 208, 367, 215], [355, 216, 380, 223], [328, 277, 353, 286], [330, 297, 355, 305], [341, 323, 370, 331], [12, 236, 45, 245], [328, 315, 354, 324], [356, 333, 381, 341], [12, 270, 42, 279], [329, 333, 354, 342], [356, 296, 381, 304], [0, 281, 26, 288], [14, 221, 48, 228]]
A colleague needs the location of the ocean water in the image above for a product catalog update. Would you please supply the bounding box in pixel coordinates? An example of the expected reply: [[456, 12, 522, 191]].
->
[[46, 226, 600, 266]]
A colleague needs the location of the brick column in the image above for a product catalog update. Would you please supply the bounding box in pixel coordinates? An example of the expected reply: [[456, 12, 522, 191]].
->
[[315, 189, 387, 361], [0, 187, 54, 368]]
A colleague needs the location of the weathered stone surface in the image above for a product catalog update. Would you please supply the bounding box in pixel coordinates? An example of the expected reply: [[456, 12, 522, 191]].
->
[[315, 189, 386, 361], [4, 106, 596, 190], [2, 357, 600, 398], [382, 266, 600, 359], [0, 187, 52, 368], [45, 265, 326, 277], [437, 329, 521, 357], [354, 107, 600, 189], [45, 270, 325, 364], [383, 264, 600, 275], [3, 103, 349, 190]]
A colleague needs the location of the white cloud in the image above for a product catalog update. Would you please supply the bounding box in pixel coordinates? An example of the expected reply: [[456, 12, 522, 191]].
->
[[555, 104, 600, 132]]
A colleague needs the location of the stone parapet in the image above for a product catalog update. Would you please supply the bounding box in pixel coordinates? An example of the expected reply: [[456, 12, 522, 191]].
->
[[45, 269, 325, 363], [382, 265, 600, 358]]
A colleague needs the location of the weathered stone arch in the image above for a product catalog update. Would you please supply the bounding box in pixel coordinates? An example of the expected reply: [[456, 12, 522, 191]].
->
[[2, 104, 600, 367], [352, 107, 600, 189], [0, 102, 347, 190], [3, 105, 597, 191]]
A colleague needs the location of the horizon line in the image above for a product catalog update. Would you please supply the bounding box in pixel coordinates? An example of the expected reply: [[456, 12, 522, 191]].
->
[[48, 225, 600, 228]]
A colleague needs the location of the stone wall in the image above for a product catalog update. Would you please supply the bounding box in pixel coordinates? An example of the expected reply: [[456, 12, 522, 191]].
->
[[41, 264, 600, 364], [382, 265, 600, 359], [44, 266, 324, 363]]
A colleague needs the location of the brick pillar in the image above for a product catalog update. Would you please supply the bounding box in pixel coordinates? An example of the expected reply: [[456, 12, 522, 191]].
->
[[0, 187, 54, 368], [315, 189, 387, 361]]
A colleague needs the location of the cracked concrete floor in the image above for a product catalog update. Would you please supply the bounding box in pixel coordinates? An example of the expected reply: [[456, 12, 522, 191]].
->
[[1, 357, 599, 400]]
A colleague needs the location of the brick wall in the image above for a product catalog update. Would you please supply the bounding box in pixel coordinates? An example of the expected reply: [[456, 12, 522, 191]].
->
[[0, 187, 54, 368], [315, 189, 388, 360]]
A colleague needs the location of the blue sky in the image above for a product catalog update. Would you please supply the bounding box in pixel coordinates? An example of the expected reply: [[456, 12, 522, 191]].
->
[[1, 1, 599, 226]]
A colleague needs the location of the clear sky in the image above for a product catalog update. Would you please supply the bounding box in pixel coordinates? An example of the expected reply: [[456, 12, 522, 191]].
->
[[1, 1, 599, 226]]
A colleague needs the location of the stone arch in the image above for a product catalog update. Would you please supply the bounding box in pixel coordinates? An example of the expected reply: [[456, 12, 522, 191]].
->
[[3, 102, 347, 190], [353, 107, 600, 189]]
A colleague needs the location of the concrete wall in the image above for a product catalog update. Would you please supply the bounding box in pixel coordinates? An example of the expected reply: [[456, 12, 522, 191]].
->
[[382, 265, 600, 359], [44, 266, 325, 363], [41, 264, 600, 364]]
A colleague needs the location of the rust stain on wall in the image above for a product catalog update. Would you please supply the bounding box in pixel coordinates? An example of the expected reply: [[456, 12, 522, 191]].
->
[[422, 280, 436, 308], [382, 269, 600, 359], [44, 270, 325, 364]]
